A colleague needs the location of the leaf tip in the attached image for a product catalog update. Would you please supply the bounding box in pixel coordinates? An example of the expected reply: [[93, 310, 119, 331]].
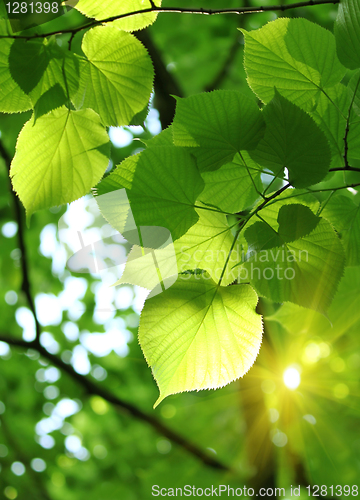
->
[[153, 393, 166, 409]]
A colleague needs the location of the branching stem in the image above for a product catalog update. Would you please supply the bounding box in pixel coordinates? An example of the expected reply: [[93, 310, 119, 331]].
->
[[0, 0, 340, 40]]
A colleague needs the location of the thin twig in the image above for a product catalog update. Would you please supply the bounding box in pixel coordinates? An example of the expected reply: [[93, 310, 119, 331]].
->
[[253, 183, 291, 215], [264, 182, 360, 206], [0, 0, 340, 40], [217, 183, 291, 285]]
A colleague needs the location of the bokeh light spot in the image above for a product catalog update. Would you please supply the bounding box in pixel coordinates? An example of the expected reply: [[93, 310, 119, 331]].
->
[[283, 367, 301, 389], [271, 430, 288, 447], [261, 379, 276, 394], [333, 383, 349, 399], [90, 396, 109, 415], [4, 486, 17, 499], [156, 439, 171, 454], [330, 357, 346, 373]]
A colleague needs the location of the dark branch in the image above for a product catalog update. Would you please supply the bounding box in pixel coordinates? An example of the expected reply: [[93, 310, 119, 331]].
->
[[254, 183, 291, 215], [329, 166, 360, 173], [205, 32, 243, 92], [135, 29, 183, 128], [0, 334, 229, 471], [0, 141, 229, 471], [0, 140, 41, 344], [0, 0, 340, 40], [205, 0, 251, 92]]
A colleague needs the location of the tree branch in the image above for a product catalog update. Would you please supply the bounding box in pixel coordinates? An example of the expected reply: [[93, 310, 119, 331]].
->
[[135, 29, 183, 128], [0, 0, 340, 40], [0, 334, 229, 471], [0, 141, 229, 472], [329, 166, 360, 173], [0, 140, 41, 344], [205, 0, 251, 92]]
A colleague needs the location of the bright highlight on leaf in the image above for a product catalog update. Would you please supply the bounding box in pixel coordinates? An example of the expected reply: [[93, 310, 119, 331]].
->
[[139, 276, 262, 407], [0, 39, 31, 113], [200, 153, 263, 213], [75, 0, 162, 32], [73, 26, 154, 126], [242, 18, 346, 110], [10, 107, 110, 217]]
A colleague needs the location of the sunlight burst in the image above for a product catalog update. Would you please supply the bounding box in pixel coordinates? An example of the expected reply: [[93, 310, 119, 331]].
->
[[283, 367, 301, 390]]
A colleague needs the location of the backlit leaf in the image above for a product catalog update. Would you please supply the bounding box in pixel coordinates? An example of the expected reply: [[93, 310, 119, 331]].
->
[[10, 107, 110, 217], [242, 18, 346, 111], [172, 90, 265, 172], [139, 275, 262, 407], [72, 26, 154, 126]]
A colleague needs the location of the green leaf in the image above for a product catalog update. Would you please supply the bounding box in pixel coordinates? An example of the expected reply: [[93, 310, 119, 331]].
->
[[174, 204, 241, 285], [33, 84, 67, 121], [10, 107, 110, 217], [335, 0, 360, 69], [200, 152, 262, 213], [240, 205, 345, 313], [75, 0, 162, 32], [247, 190, 320, 230], [0, 39, 31, 113], [112, 203, 241, 290], [9, 39, 49, 94], [172, 90, 265, 172], [277, 203, 320, 242], [311, 83, 360, 166], [348, 70, 360, 116], [138, 275, 262, 407], [245, 204, 320, 251], [242, 18, 346, 110], [113, 243, 178, 294], [268, 266, 360, 340], [72, 26, 154, 127], [7, 37, 80, 115], [144, 126, 174, 147], [250, 91, 331, 188], [322, 195, 360, 266], [96, 146, 204, 241], [244, 222, 283, 252]]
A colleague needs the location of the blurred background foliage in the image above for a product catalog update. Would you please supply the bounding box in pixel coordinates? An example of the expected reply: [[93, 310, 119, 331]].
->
[[0, 1, 359, 499]]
